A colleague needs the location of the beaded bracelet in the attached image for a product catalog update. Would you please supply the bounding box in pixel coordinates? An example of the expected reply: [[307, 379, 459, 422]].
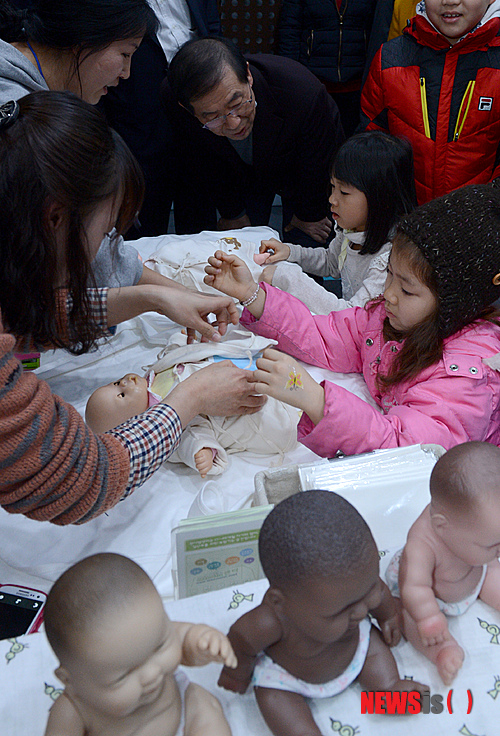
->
[[240, 285, 260, 307]]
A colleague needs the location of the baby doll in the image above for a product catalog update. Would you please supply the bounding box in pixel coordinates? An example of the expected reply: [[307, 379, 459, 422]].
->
[[218, 490, 428, 736], [43, 553, 237, 736], [85, 328, 299, 477], [386, 441, 500, 686]]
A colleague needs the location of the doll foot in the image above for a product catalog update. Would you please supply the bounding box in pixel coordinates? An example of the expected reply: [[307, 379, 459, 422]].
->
[[436, 644, 464, 685], [418, 613, 450, 646]]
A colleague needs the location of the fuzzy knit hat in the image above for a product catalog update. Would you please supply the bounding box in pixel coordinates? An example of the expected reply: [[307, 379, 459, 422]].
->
[[396, 184, 500, 338]]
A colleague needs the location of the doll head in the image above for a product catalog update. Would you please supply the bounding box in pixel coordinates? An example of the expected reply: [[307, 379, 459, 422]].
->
[[44, 553, 182, 717], [258, 491, 384, 643], [430, 442, 500, 565], [86, 373, 149, 432]]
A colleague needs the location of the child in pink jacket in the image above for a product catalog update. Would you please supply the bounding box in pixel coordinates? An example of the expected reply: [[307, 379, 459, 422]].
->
[[205, 184, 500, 457]]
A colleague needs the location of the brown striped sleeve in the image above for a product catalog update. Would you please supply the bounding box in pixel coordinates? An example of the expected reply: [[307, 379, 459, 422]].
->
[[0, 324, 130, 525]]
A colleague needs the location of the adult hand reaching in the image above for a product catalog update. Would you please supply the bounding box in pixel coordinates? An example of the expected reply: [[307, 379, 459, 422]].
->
[[157, 289, 239, 343], [164, 359, 267, 428], [284, 215, 332, 243], [107, 281, 239, 343]]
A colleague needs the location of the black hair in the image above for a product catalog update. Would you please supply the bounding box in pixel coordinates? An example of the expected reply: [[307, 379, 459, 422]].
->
[[332, 131, 417, 256], [0, 91, 144, 354], [258, 490, 376, 589], [0, 0, 158, 51], [45, 553, 156, 662], [168, 36, 248, 112]]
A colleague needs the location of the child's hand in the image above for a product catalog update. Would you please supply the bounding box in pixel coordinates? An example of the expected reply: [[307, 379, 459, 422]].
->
[[204, 250, 258, 302], [261, 264, 278, 285], [417, 612, 451, 646], [194, 447, 214, 478], [183, 624, 238, 668], [259, 237, 291, 263], [254, 348, 325, 424]]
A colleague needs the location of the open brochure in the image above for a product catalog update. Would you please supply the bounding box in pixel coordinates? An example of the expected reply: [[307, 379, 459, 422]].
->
[[171, 505, 273, 599]]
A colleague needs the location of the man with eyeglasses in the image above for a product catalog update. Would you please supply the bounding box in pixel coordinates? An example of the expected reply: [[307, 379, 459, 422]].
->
[[164, 36, 344, 248]]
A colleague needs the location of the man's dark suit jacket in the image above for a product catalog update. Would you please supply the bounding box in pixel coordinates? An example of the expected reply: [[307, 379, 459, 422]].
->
[[163, 54, 344, 234]]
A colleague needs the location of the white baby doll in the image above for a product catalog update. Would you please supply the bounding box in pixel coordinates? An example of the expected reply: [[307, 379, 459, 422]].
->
[[43, 553, 237, 736], [86, 327, 299, 477], [386, 441, 500, 685]]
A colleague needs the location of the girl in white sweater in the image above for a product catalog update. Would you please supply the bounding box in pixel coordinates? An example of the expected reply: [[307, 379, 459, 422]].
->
[[259, 131, 417, 314]]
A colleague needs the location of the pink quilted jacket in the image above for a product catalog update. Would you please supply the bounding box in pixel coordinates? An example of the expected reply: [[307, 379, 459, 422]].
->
[[241, 285, 500, 457]]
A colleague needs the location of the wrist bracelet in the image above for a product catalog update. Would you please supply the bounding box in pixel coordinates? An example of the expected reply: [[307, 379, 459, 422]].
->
[[240, 284, 260, 307]]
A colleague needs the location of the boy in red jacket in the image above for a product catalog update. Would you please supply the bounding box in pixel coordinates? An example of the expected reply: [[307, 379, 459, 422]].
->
[[361, 0, 500, 203]]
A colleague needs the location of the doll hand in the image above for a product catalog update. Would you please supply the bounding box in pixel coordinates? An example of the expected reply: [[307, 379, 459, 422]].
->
[[253, 348, 325, 423], [189, 625, 238, 669], [380, 608, 403, 647], [260, 264, 278, 285], [194, 448, 214, 478], [417, 612, 451, 647], [258, 237, 291, 263], [218, 665, 250, 694], [204, 250, 258, 302]]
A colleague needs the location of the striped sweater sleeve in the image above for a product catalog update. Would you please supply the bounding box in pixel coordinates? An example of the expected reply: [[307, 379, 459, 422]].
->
[[0, 321, 182, 525]]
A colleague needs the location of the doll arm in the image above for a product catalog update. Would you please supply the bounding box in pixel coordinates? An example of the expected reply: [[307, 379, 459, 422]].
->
[[168, 419, 228, 475], [369, 579, 402, 647], [218, 603, 283, 693], [44, 693, 85, 736], [173, 622, 237, 669], [194, 447, 216, 478], [399, 541, 450, 646], [479, 558, 500, 611]]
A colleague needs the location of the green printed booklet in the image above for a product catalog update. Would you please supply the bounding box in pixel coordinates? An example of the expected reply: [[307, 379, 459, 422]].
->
[[171, 505, 273, 598]]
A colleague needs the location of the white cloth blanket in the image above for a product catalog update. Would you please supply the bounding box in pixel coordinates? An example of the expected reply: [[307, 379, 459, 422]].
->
[[2, 228, 497, 735], [143, 226, 273, 298]]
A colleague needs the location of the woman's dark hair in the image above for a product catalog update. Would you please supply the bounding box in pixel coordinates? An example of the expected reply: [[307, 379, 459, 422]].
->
[[168, 36, 248, 112], [332, 131, 417, 256], [0, 91, 144, 354], [0, 0, 158, 54]]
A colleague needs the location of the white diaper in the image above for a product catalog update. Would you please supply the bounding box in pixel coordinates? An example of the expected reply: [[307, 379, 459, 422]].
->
[[386, 548, 487, 616], [251, 617, 371, 698]]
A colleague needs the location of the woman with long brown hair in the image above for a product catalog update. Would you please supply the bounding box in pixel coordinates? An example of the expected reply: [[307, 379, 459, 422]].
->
[[0, 92, 264, 525]]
